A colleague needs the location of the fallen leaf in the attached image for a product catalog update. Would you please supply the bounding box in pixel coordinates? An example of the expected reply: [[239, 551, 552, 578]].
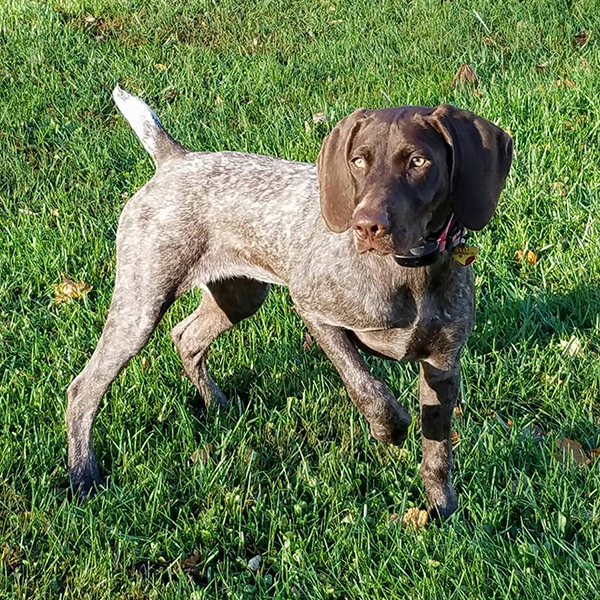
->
[[454, 404, 464, 418], [428, 559, 440, 567], [559, 335, 582, 357], [190, 444, 213, 464], [554, 78, 576, 88], [53, 275, 92, 304], [588, 447, 600, 461], [215, 95, 223, 105], [580, 56, 589, 68], [180, 550, 202, 570], [538, 372, 565, 385], [451, 431, 460, 446], [164, 88, 178, 100], [155, 63, 167, 70], [247, 555, 262, 572], [452, 63, 479, 88], [514, 249, 537, 264], [302, 332, 314, 351], [179, 550, 203, 583], [312, 112, 327, 124], [402, 507, 428, 530], [535, 61, 550, 72], [552, 181, 567, 196], [141, 356, 150, 370], [556, 438, 588, 466], [573, 30, 589, 46], [1, 545, 20, 572], [304, 120, 311, 134], [507, 418, 513, 427]]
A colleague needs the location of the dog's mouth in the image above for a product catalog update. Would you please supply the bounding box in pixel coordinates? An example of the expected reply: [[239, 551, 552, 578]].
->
[[353, 231, 417, 256]]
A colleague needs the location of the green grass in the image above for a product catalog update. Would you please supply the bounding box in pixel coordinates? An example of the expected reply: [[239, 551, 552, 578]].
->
[[2, 0, 600, 597]]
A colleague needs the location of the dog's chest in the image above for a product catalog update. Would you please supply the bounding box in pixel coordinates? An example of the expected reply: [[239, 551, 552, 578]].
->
[[293, 264, 473, 364], [351, 290, 471, 364]]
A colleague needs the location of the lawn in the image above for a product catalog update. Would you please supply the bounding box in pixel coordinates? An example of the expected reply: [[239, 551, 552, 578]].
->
[[2, 0, 600, 598]]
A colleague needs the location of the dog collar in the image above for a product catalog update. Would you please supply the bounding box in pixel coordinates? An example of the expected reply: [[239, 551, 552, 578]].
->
[[394, 213, 466, 268]]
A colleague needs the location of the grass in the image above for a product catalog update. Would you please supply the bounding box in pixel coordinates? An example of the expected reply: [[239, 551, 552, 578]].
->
[[2, 0, 600, 597]]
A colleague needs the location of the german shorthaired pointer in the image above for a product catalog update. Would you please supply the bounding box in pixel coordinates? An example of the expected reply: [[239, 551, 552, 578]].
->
[[67, 86, 512, 517]]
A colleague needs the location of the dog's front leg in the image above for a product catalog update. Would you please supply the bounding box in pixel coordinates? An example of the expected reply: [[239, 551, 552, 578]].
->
[[299, 314, 411, 445], [419, 361, 460, 518]]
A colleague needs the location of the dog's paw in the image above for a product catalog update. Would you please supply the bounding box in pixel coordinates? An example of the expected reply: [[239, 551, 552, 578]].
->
[[70, 464, 103, 499], [370, 402, 411, 445], [209, 386, 230, 410], [427, 488, 458, 520]]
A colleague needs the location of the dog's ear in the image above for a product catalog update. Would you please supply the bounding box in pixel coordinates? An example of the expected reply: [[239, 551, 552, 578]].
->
[[426, 104, 513, 230], [316, 109, 368, 232]]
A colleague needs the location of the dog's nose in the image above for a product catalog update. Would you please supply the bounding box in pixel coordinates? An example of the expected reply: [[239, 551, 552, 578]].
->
[[352, 209, 390, 241]]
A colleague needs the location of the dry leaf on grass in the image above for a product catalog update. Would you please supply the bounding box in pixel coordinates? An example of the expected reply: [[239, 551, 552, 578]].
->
[[312, 112, 328, 124], [552, 181, 567, 196], [179, 550, 203, 583], [514, 249, 537, 264], [302, 332, 314, 351], [451, 431, 460, 446], [556, 438, 588, 466], [155, 63, 167, 70], [1, 545, 20, 572], [588, 447, 600, 461], [402, 507, 428, 530], [190, 444, 213, 465], [454, 404, 464, 418], [554, 78, 576, 88], [559, 335, 582, 357], [53, 275, 92, 304], [573, 30, 589, 46], [452, 64, 479, 88], [140, 356, 150, 370], [535, 61, 550, 72]]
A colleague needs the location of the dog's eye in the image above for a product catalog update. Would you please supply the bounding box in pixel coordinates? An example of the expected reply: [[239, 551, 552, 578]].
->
[[351, 157, 367, 169], [410, 156, 427, 168]]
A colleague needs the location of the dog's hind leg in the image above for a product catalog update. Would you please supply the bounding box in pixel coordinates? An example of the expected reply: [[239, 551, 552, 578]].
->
[[66, 212, 188, 495], [171, 277, 270, 408]]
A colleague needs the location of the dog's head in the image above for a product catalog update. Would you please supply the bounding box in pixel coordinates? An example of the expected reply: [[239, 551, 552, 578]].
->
[[316, 104, 513, 255]]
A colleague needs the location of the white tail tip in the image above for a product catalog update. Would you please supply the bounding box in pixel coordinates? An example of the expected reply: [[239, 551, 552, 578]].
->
[[112, 85, 162, 158]]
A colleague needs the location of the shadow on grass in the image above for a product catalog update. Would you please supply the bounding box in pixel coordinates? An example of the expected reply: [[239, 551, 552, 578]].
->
[[472, 282, 600, 354]]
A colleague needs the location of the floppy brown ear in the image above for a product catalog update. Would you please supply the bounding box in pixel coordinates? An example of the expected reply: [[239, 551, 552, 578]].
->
[[426, 104, 513, 230], [316, 109, 368, 232]]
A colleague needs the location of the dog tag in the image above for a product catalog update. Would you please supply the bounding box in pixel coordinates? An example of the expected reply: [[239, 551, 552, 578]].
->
[[452, 245, 478, 266]]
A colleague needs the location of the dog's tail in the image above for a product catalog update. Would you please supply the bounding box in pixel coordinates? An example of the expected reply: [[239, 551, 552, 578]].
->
[[112, 85, 187, 166]]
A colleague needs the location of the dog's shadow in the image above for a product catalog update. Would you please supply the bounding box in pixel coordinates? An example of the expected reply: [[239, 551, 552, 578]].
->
[[195, 282, 600, 423], [470, 282, 600, 355]]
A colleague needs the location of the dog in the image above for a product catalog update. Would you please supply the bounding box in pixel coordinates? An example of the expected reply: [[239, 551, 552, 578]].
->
[[66, 86, 512, 517]]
